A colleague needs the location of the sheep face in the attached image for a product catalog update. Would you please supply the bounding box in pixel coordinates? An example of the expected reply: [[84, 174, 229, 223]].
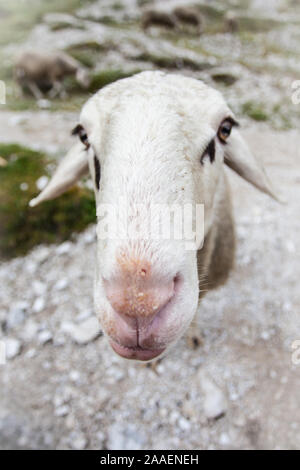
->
[[30, 72, 278, 361], [78, 72, 237, 360]]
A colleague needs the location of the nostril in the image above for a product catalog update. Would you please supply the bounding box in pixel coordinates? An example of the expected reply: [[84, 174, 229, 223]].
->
[[104, 276, 176, 322]]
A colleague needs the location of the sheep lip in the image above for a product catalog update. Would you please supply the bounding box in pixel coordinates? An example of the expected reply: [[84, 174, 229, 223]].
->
[[110, 340, 165, 361]]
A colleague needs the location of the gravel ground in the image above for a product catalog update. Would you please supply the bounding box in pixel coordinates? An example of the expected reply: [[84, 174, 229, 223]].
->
[[0, 119, 299, 450]]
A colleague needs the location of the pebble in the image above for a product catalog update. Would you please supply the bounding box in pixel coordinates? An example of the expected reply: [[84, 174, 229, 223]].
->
[[178, 416, 191, 431], [107, 423, 145, 450], [54, 279, 69, 291], [56, 242, 73, 255], [69, 432, 88, 450], [75, 309, 93, 323], [69, 370, 81, 383], [61, 317, 102, 345], [5, 338, 22, 359], [32, 297, 46, 313], [219, 432, 231, 446], [38, 330, 53, 345], [55, 405, 70, 417], [20, 320, 39, 342], [198, 369, 227, 420], [7, 302, 28, 329], [32, 280, 47, 296]]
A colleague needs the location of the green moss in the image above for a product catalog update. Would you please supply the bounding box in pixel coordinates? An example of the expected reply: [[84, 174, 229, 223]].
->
[[135, 52, 211, 71], [238, 16, 282, 33], [242, 101, 269, 121], [112, 2, 124, 10], [87, 69, 140, 94], [49, 22, 85, 32], [211, 72, 238, 86], [0, 143, 95, 259]]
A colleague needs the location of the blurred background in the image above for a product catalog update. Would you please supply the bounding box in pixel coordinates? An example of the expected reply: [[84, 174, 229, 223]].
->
[[0, 0, 299, 450]]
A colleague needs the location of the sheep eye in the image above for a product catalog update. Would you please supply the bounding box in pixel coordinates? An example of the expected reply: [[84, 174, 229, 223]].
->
[[217, 118, 235, 143], [72, 124, 90, 149]]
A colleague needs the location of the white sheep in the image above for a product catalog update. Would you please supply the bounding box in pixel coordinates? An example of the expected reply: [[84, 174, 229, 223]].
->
[[30, 71, 278, 361], [14, 50, 90, 99]]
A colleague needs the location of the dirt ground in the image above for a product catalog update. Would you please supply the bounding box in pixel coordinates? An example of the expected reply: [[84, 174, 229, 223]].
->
[[0, 112, 299, 449]]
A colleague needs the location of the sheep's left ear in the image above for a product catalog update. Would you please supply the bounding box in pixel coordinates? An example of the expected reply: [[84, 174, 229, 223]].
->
[[29, 141, 89, 207], [224, 128, 280, 201]]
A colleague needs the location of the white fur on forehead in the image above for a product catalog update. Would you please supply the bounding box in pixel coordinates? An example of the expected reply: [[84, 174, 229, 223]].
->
[[80, 71, 231, 138]]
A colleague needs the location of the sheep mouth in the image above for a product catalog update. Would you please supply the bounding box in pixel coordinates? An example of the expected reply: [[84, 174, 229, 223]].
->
[[106, 274, 184, 361], [109, 340, 165, 361]]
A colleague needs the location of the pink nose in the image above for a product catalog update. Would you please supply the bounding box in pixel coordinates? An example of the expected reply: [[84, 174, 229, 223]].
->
[[103, 256, 175, 357], [105, 277, 174, 327]]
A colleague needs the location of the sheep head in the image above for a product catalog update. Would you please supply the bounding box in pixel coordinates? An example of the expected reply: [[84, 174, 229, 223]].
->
[[30, 71, 278, 361]]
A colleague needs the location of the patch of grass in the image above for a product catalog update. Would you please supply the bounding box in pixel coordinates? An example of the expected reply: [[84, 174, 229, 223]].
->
[[0, 143, 95, 259], [66, 42, 113, 69], [238, 15, 282, 33], [67, 49, 97, 68], [135, 52, 211, 71], [112, 1, 124, 10], [211, 72, 238, 86], [87, 69, 141, 94], [242, 101, 269, 121]]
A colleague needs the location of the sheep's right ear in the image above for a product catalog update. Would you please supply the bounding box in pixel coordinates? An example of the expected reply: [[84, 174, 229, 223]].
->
[[29, 141, 89, 207], [224, 128, 282, 202]]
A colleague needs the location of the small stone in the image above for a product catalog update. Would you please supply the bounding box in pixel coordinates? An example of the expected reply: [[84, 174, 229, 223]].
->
[[32, 280, 47, 296], [96, 431, 105, 446], [169, 410, 179, 425], [32, 297, 46, 313], [54, 279, 69, 291], [107, 423, 145, 450], [20, 320, 39, 342], [75, 310, 92, 323], [55, 405, 70, 417], [24, 348, 37, 359], [69, 432, 88, 450], [34, 247, 50, 264], [69, 370, 81, 383], [6, 338, 22, 359], [96, 389, 110, 407], [7, 302, 28, 329], [108, 366, 125, 382], [182, 400, 194, 419], [159, 408, 168, 419], [261, 330, 271, 341], [178, 416, 191, 431], [198, 369, 227, 420], [219, 432, 230, 446], [38, 330, 53, 345], [61, 317, 102, 345], [56, 241, 72, 255]]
